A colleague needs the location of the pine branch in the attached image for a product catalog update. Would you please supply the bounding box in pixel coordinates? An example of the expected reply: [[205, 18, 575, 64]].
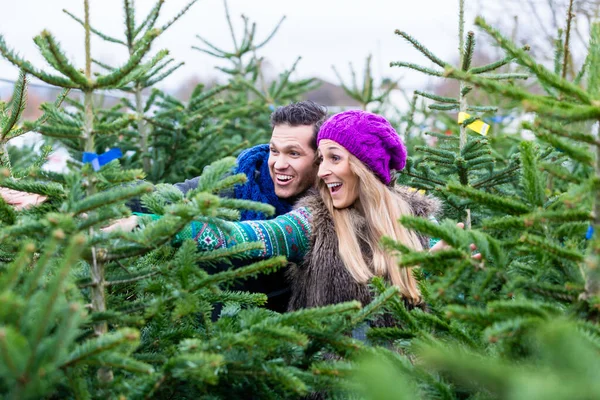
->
[[134, 0, 164, 37], [562, 0, 575, 80], [0, 241, 34, 292], [477, 73, 529, 80], [588, 23, 600, 99], [482, 210, 591, 230], [466, 105, 498, 112], [194, 256, 287, 287], [463, 149, 492, 161], [124, 0, 136, 48], [429, 103, 459, 111], [61, 328, 140, 368], [94, 29, 161, 88], [71, 182, 153, 215], [37, 31, 90, 88], [390, 61, 444, 77], [351, 286, 399, 326], [194, 242, 265, 265], [1, 70, 27, 137], [62, 9, 126, 45], [520, 141, 545, 207], [272, 56, 301, 100], [25, 234, 85, 378], [394, 30, 449, 68], [539, 162, 583, 184], [85, 353, 154, 374], [414, 146, 456, 161], [519, 233, 584, 262], [531, 119, 600, 146], [469, 49, 525, 74], [143, 61, 184, 88], [23, 233, 61, 297], [0, 35, 79, 88], [474, 16, 592, 104], [414, 90, 458, 104], [461, 31, 475, 71], [530, 128, 594, 166], [523, 100, 600, 122], [160, 0, 200, 32], [446, 183, 530, 214]]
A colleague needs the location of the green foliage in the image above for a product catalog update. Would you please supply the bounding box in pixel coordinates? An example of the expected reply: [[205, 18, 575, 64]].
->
[[2, 0, 600, 399], [333, 54, 398, 111], [373, 6, 600, 400]]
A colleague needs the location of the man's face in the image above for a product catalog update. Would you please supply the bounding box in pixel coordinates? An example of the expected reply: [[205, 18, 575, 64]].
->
[[268, 124, 318, 199]]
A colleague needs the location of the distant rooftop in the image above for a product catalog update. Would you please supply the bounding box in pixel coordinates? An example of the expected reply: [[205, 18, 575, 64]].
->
[[300, 78, 362, 108]]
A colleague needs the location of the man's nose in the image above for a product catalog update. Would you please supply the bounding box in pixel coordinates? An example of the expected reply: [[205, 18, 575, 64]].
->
[[273, 155, 289, 170]]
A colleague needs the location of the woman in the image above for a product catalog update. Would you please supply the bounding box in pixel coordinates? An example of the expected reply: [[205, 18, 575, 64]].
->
[[285, 110, 439, 309], [129, 110, 441, 312]]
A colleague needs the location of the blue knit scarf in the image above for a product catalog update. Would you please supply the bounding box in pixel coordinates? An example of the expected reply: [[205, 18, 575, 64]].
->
[[233, 144, 292, 220]]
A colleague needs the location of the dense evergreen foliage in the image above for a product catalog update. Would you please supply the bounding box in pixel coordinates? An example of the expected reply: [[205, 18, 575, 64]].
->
[[0, 0, 599, 398]]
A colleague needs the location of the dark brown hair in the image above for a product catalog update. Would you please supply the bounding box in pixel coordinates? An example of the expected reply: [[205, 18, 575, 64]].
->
[[270, 101, 327, 150]]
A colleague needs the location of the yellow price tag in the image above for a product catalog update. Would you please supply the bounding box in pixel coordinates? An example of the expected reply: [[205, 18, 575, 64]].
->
[[458, 112, 490, 136], [408, 187, 426, 195]]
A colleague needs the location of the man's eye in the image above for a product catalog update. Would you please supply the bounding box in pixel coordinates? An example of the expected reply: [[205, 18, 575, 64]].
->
[[291, 152, 299, 156], [270, 148, 278, 153]]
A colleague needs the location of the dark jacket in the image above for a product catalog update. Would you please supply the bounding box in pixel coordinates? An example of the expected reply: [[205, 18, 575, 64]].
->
[[287, 187, 440, 316], [175, 145, 295, 314]]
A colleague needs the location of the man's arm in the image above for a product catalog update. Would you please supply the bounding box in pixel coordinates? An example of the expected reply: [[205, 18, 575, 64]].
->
[[107, 207, 313, 262], [173, 176, 201, 195]]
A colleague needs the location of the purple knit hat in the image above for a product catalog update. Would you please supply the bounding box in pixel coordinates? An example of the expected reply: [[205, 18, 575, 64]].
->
[[317, 110, 407, 184]]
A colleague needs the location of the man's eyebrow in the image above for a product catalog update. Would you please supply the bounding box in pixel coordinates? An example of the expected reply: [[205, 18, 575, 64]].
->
[[271, 143, 304, 152]]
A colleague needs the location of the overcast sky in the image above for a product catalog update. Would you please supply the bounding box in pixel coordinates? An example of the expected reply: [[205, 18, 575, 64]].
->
[[0, 0, 515, 95]]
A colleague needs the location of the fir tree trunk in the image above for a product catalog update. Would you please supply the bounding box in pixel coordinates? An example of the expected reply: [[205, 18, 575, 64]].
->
[[83, 0, 112, 382], [135, 84, 150, 173], [0, 142, 12, 173], [458, 0, 471, 229]]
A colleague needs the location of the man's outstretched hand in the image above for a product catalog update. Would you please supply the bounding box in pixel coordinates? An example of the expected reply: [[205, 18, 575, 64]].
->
[[0, 187, 47, 210]]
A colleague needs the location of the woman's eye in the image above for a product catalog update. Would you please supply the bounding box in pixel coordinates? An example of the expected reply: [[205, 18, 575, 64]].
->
[[332, 155, 340, 161]]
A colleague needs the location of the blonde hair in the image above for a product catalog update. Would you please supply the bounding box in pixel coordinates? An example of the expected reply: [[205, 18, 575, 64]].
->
[[318, 155, 423, 302]]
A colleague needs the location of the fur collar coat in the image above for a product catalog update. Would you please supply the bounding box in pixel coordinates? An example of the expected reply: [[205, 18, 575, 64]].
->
[[287, 186, 441, 312]]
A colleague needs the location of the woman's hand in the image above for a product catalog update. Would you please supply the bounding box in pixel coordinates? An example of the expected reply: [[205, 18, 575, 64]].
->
[[429, 222, 482, 260], [101, 216, 139, 233]]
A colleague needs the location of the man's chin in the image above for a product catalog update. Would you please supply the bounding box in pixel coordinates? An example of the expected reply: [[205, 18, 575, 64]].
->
[[274, 187, 297, 199]]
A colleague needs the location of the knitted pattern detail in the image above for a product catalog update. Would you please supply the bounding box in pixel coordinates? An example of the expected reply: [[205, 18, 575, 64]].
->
[[142, 207, 313, 262], [233, 144, 292, 220], [428, 214, 441, 249]]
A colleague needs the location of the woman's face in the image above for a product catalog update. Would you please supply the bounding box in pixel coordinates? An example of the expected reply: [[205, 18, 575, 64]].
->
[[317, 139, 359, 209]]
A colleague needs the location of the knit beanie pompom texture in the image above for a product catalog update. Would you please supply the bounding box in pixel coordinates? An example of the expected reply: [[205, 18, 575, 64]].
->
[[317, 110, 407, 184]]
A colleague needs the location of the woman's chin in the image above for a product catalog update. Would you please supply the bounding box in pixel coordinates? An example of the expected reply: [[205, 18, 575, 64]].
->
[[332, 198, 351, 209]]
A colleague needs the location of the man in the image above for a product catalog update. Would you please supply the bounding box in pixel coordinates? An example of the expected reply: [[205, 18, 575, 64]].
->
[[0, 100, 328, 312], [169, 100, 326, 312], [173, 100, 324, 220]]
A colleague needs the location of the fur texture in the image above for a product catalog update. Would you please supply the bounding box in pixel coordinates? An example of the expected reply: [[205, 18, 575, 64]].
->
[[287, 186, 441, 312]]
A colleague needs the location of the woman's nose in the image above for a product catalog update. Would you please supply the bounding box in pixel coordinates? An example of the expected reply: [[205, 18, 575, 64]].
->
[[317, 162, 331, 178]]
